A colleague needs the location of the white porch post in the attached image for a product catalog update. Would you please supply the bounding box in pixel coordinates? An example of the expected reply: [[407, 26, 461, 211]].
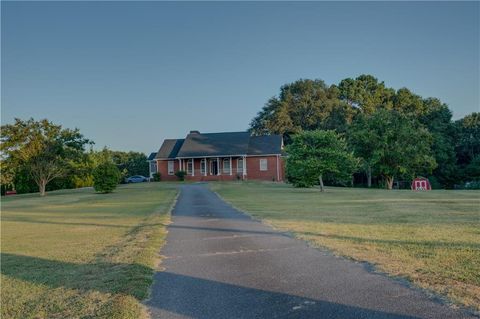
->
[[191, 158, 194, 176], [204, 158, 207, 176], [243, 156, 247, 178], [178, 159, 181, 171], [217, 157, 220, 175], [230, 157, 232, 175]]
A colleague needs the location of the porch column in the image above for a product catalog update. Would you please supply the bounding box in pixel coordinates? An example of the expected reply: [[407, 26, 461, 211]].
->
[[204, 158, 207, 176], [191, 158, 194, 176], [178, 159, 181, 171], [243, 156, 247, 178], [217, 157, 220, 175], [230, 157, 232, 175]]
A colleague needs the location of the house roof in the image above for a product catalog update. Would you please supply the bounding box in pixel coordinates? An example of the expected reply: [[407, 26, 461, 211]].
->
[[155, 139, 185, 159], [247, 135, 283, 155], [177, 131, 251, 157], [156, 131, 283, 159], [147, 152, 157, 161]]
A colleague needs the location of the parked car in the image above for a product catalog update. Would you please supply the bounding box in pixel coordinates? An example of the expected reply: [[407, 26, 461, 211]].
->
[[125, 175, 148, 183]]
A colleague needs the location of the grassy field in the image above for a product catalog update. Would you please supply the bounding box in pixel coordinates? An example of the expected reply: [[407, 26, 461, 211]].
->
[[1, 182, 177, 319], [211, 182, 480, 312]]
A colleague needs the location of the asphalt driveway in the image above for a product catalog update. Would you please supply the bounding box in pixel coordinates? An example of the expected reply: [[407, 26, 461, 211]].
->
[[146, 184, 475, 319]]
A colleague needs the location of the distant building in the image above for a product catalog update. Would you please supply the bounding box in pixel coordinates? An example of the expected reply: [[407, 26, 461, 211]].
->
[[153, 130, 285, 181]]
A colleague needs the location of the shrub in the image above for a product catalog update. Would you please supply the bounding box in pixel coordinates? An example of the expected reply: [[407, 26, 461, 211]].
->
[[175, 170, 186, 181], [93, 162, 121, 193], [152, 172, 161, 182]]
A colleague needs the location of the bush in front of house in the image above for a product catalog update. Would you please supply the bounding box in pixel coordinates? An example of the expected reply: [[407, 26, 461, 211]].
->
[[152, 172, 161, 182], [93, 162, 121, 193], [175, 170, 186, 181]]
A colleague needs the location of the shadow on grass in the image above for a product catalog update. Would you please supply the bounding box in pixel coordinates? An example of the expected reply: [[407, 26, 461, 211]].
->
[[147, 272, 421, 319], [0, 253, 152, 300], [1, 216, 134, 229], [299, 232, 480, 250]]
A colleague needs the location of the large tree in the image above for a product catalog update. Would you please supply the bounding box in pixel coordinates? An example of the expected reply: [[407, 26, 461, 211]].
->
[[348, 110, 437, 189], [286, 130, 358, 191], [249, 79, 349, 142], [0, 118, 91, 196], [338, 74, 394, 114], [419, 98, 458, 188]]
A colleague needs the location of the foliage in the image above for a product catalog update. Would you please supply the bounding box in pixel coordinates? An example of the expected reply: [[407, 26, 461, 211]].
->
[[92, 162, 121, 193], [348, 110, 436, 189], [111, 151, 149, 177], [465, 155, 480, 181], [419, 99, 458, 188], [456, 112, 480, 168], [338, 74, 394, 114], [175, 170, 186, 181], [249, 79, 351, 142], [0, 118, 92, 196], [152, 172, 161, 182], [286, 130, 358, 191]]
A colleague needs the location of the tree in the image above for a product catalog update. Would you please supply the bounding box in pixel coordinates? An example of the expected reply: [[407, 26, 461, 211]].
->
[[0, 118, 92, 196], [348, 110, 436, 190], [92, 162, 121, 193], [249, 79, 348, 142], [286, 130, 358, 191], [456, 112, 480, 168], [419, 98, 457, 188], [338, 74, 394, 114]]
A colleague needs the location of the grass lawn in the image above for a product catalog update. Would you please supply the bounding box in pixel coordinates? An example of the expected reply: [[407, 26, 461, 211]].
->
[[211, 182, 480, 312], [1, 182, 178, 319]]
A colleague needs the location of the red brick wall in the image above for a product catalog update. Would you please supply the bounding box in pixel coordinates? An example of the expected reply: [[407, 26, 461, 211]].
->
[[157, 159, 179, 181], [157, 156, 284, 182], [246, 155, 283, 182]]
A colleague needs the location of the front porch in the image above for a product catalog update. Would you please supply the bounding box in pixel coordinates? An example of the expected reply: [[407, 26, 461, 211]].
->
[[178, 156, 247, 181]]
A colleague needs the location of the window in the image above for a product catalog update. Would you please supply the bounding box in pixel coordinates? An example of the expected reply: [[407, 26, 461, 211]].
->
[[223, 158, 230, 174], [150, 161, 157, 173], [259, 158, 268, 171], [237, 158, 243, 173], [187, 159, 193, 175], [200, 159, 206, 175], [168, 161, 174, 175]]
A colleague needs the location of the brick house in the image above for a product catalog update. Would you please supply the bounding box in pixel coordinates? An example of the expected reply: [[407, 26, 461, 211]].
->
[[155, 131, 285, 182]]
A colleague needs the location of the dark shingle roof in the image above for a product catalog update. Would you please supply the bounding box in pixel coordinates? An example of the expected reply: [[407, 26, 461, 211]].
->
[[157, 131, 283, 159], [155, 139, 185, 159], [247, 135, 283, 155], [177, 131, 251, 157], [147, 152, 157, 161]]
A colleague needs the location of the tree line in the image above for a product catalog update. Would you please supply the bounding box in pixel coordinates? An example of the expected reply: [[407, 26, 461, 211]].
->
[[250, 75, 479, 189], [1, 118, 150, 195]]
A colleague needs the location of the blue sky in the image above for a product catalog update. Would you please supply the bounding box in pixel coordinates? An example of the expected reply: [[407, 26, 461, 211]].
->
[[2, 1, 479, 153]]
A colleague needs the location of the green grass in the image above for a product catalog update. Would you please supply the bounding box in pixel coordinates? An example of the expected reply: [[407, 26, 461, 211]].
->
[[1, 182, 178, 319], [211, 181, 480, 312]]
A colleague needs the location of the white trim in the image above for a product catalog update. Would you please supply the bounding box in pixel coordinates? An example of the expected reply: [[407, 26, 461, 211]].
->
[[191, 158, 194, 176], [217, 157, 220, 175], [243, 156, 247, 176], [230, 157, 232, 175], [175, 153, 281, 159]]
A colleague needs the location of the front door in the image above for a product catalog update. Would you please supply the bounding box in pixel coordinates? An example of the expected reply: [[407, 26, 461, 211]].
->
[[210, 159, 218, 175]]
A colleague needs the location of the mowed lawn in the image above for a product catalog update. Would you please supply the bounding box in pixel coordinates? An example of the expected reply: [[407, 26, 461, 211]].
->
[[1, 182, 177, 319], [211, 182, 480, 312]]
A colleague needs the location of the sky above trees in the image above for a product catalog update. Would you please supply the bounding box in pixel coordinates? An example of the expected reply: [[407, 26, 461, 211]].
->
[[2, 1, 479, 153]]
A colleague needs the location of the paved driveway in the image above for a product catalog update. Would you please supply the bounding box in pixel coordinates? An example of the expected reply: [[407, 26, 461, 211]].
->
[[146, 184, 475, 319]]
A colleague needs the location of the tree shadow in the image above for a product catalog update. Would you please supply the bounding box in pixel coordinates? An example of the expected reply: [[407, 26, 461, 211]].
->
[[146, 272, 421, 319], [167, 224, 289, 238], [1, 216, 132, 229], [0, 253, 152, 299], [298, 232, 480, 250]]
